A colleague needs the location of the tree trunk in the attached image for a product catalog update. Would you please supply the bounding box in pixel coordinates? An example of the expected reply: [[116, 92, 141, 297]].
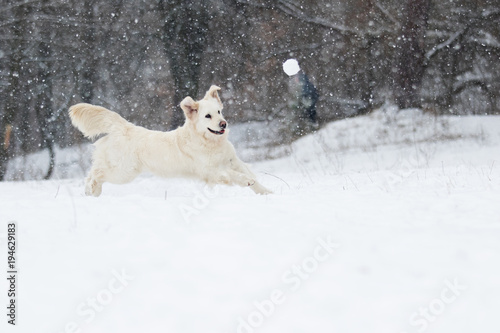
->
[[37, 0, 56, 180], [159, 0, 209, 130], [80, 0, 98, 103], [0, 1, 28, 180], [394, 0, 431, 109]]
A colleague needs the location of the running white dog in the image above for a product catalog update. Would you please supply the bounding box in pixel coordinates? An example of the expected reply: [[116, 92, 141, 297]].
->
[[69, 85, 271, 196]]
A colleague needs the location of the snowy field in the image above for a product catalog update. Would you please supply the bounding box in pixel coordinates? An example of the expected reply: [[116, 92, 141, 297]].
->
[[1, 106, 500, 333]]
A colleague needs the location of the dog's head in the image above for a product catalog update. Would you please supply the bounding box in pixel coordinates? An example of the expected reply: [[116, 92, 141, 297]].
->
[[180, 85, 228, 141]]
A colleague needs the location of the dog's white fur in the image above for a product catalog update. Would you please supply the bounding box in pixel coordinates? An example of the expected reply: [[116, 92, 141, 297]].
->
[[69, 85, 271, 196]]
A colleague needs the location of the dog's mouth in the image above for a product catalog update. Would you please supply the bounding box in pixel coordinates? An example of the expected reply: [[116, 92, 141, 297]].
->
[[208, 128, 225, 135]]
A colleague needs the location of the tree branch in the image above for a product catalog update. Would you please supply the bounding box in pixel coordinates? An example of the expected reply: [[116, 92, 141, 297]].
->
[[425, 28, 467, 62], [259, 42, 324, 62], [276, 0, 356, 36], [374, 1, 400, 27], [234, 0, 357, 37]]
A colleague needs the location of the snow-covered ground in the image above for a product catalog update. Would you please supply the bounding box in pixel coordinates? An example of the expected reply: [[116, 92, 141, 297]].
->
[[1, 106, 499, 333]]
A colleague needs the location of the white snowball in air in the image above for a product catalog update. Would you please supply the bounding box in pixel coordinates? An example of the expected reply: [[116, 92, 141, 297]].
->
[[283, 59, 300, 76]]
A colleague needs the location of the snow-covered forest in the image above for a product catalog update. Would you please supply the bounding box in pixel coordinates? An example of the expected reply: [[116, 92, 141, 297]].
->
[[1, 2, 500, 333], [1, 0, 499, 180]]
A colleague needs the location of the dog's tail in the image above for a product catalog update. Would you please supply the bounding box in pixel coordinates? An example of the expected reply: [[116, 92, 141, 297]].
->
[[69, 103, 130, 139]]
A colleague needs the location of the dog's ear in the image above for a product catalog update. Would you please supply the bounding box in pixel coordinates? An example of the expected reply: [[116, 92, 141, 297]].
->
[[204, 85, 222, 107], [180, 97, 199, 121]]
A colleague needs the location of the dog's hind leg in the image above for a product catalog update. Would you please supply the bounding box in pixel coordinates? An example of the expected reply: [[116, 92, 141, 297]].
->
[[85, 167, 104, 197]]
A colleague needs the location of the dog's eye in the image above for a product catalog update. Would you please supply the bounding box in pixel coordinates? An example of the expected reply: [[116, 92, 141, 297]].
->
[[218, 110, 221, 114], [205, 114, 211, 119]]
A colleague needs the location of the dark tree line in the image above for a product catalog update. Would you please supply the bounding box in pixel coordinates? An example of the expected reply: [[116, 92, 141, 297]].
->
[[1, 0, 499, 180]]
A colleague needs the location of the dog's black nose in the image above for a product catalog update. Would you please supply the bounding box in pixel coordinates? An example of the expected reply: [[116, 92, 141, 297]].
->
[[219, 121, 227, 129]]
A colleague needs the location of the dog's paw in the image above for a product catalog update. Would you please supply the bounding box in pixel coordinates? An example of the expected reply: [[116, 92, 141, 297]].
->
[[233, 173, 255, 187], [85, 178, 102, 197], [250, 181, 272, 195], [85, 186, 92, 196]]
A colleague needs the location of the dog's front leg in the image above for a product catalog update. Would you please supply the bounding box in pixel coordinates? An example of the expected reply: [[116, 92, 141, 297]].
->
[[249, 180, 273, 195], [228, 158, 272, 195], [228, 169, 271, 195], [225, 169, 256, 187]]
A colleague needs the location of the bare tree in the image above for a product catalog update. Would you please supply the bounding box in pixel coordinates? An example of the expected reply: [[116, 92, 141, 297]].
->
[[79, 0, 98, 103], [158, 0, 210, 129], [0, 0, 29, 180], [393, 0, 431, 109], [423, 6, 500, 114], [35, 0, 56, 179]]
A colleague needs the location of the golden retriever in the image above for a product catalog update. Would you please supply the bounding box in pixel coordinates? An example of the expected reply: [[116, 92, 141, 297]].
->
[[69, 85, 271, 196]]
